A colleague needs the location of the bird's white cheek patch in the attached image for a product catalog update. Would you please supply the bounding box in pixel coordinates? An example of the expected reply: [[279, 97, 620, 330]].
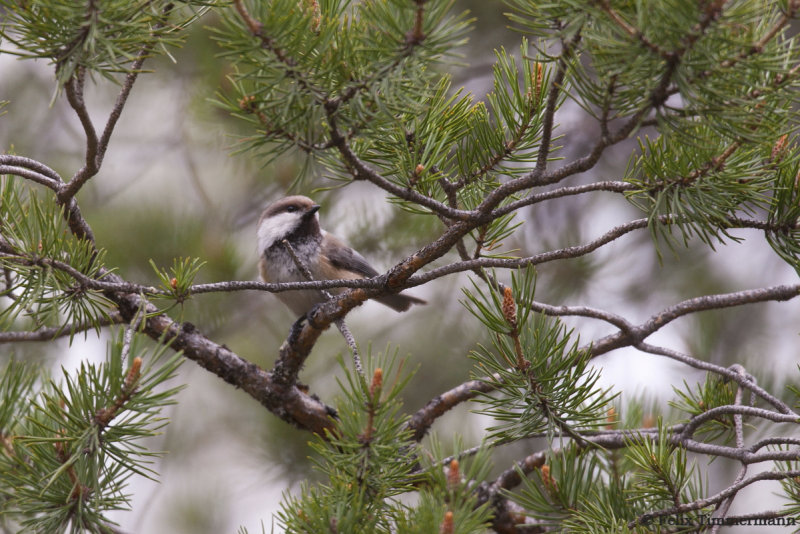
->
[[257, 212, 301, 251]]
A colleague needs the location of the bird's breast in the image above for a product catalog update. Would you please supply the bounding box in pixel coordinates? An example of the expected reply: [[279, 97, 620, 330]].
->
[[260, 238, 322, 283]]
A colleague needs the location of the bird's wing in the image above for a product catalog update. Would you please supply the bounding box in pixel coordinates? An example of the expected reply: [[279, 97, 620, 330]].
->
[[322, 232, 381, 279]]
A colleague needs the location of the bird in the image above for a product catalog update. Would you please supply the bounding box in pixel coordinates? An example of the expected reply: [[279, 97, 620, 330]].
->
[[257, 195, 426, 316]]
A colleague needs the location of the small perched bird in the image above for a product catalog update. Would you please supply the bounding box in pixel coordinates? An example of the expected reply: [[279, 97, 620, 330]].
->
[[257, 195, 426, 316]]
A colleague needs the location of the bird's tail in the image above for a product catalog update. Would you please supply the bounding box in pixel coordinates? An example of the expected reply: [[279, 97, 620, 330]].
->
[[376, 293, 426, 312]]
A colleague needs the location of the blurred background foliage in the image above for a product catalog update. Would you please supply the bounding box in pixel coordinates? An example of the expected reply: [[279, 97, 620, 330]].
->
[[1, 1, 799, 532]]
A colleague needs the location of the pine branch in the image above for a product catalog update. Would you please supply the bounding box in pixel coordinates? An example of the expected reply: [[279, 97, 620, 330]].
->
[[491, 181, 636, 218], [324, 101, 472, 221], [59, 48, 152, 202], [0, 162, 61, 191], [0, 252, 156, 294], [632, 469, 800, 528], [679, 405, 798, 441], [0, 313, 124, 342], [471, 416, 800, 530], [533, 31, 580, 174], [709, 365, 748, 532], [230, 0, 325, 100], [403, 323, 795, 444], [58, 4, 173, 205], [0, 156, 62, 188], [590, 284, 800, 359], [408, 216, 800, 283], [189, 278, 378, 295], [410, 217, 655, 283], [407, 377, 497, 441], [529, 301, 634, 333], [632, 343, 791, 415], [64, 66, 99, 180]]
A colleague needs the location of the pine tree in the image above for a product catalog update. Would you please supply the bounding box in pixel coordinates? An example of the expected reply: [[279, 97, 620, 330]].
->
[[2, 0, 800, 532]]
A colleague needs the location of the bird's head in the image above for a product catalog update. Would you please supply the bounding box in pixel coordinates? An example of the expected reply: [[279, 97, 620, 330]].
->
[[257, 195, 321, 251]]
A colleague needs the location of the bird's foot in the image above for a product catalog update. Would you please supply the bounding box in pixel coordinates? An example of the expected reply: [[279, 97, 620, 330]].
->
[[288, 313, 308, 345]]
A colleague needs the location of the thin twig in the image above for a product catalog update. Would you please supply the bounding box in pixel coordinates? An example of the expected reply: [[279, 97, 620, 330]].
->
[[64, 66, 99, 179], [119, 302, 147, 365], [334, 319, 363, 378]]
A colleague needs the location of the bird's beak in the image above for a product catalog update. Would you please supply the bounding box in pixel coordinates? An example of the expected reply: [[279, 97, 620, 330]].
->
[[307, 204, 321, 217]]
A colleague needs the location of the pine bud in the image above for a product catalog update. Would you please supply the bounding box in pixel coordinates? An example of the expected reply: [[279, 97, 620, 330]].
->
[[125, 357, 142, 389], [370, 368, 383, 398], [642, 414, 655, 428], [771, 134, 789, 163], [238, 95, 257, 112], [533, 62, 544, 102], [501, 286, 517, 326], [606, 406, 617, 429], [439, 511, 454, 534], [541, 464, 557, 492], [447, 458, 460, 490], [410, 163, 425, 187]]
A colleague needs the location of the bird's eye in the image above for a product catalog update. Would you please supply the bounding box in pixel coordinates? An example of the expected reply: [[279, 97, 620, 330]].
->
[[286, 205, 298, 213]]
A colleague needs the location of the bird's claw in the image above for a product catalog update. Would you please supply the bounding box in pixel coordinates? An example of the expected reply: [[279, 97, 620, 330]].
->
[[288, 313, 308, 344]]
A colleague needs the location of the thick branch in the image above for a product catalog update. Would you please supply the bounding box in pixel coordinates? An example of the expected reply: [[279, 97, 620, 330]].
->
[[105, 278, 337, 434]]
